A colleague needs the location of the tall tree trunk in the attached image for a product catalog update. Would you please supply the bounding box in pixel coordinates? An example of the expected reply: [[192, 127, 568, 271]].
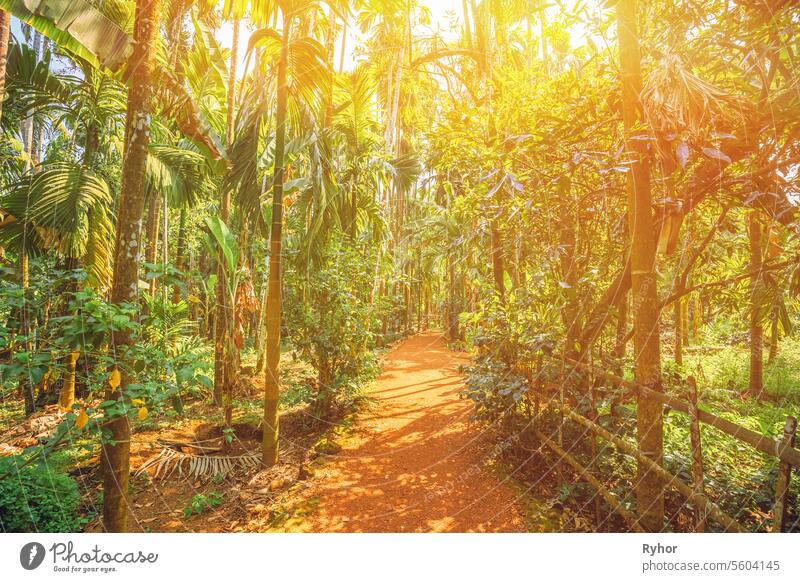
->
[[681, 296, 689, 346], [168, 2, 189, 305], [339, 15, 347, 73], [462, 0, 472, 49], [613, 292, 628, 369], [674, 298, 683, 366], [145, 192, 160, 297], [102, 0, 161, 533], [617, 0, 664, 532], [558, 176, 579, 354], [262, 18, 291, 467], [17, 29, 40, 411], [0, 10, 10, 123], [214, 18, 240, 406], [324, 5, 336, 128], [748, 212, 764, 399], [0, 8, 9, 274], [613, 226, 630, 363], [173, 207, 187, 303], [161, 189, 169, 299]]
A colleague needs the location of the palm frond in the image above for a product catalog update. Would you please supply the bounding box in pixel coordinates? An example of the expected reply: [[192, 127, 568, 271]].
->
[[146, 143, 213, 209]]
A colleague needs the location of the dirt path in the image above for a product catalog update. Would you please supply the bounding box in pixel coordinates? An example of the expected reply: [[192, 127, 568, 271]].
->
[[293, 332, 527, 532]]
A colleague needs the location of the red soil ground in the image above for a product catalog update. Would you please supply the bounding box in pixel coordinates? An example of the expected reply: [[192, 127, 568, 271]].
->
[[292, 331, 526, 532]]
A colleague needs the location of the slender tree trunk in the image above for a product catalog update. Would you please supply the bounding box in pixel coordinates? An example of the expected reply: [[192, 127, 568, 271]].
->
[[558, 176, 579, 354], [681, 296, 689, 346], [255, 273, 268, 374], [748, 212, 764, 399], [32, 38, 47, 166], [14, 30, 41, 358], [102, 0, 161, 533], [768, 314, 779, 364], [145, 192, 160, 297], [168, 3, 189, 306], [674, 298, 683, 366], [262, 18, 291, 467], [0, 10, 10, 123], [462, 0, 472, 49], [214, 18, 240, 406], [339, 16, 347, 73], [612, 291, 629, 378], [324, 5, 336, 128], [617, 0, 664, 532], [173, 208, 187, 303], [0, 9, 9, 267], [161, 189, 169, 299], [18, 252, 33, 413], [17, 29, 37, 409]]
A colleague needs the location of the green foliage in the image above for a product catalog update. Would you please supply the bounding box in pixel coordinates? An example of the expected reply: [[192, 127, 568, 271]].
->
[[0, 267, 212, 435], [0, 456, 82, 533], [461, 354, 527, 424], [285, 240, 379, 416], [459, 288, 559, 423], [685, 340, 800, 404], [182, 492, 223, 518]]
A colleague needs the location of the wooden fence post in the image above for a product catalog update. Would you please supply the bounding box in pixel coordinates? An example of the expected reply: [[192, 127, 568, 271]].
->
[[535, 352, 543, 419], [589, 370, 602, 528], [687, 376, 705, 532], [557, 356, 565, 485], [773, 415, 797, 533]]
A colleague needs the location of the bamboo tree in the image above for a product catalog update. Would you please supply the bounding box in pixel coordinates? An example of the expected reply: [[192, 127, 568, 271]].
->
[[102, 0, 161, 533], [617, 0, 664, 532]]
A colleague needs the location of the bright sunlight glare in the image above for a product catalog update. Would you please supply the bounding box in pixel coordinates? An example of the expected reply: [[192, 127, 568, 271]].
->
[[217, 0, 600, 77]]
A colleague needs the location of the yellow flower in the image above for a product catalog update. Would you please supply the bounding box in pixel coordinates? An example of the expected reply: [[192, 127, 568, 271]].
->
[[137, 407, 149, 421], [108, 368, 121, 389], [75, 409, 89, 430]]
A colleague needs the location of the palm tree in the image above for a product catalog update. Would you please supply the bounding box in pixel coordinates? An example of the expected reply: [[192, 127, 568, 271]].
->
[[102, 0, 161, 534], [262, 5, 293, 467], [252, 0, 331, 465]]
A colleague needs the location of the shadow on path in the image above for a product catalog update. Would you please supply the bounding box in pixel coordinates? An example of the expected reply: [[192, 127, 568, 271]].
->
[[292, 332, 526, 532]]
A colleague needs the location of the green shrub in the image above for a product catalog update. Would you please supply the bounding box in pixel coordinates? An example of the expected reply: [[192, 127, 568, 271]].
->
[[0, 457, 82, 533], [284, 240, 379, 419], [182, 492, 223, 517]]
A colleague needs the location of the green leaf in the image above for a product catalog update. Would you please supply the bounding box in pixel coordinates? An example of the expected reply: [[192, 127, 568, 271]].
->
[[203, 215, 239, 277], [0, 0, 132, 71]]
